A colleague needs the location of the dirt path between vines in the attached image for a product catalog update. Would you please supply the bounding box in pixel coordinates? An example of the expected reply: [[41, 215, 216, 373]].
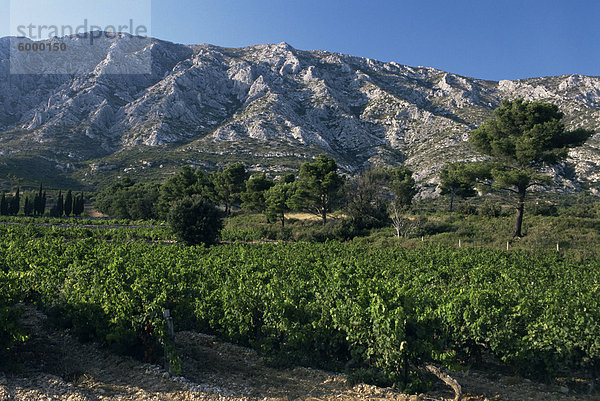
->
[[0, 306, 597, 401]]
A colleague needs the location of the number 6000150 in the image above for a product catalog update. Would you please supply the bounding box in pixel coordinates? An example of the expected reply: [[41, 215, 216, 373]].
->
[[17, 42, 67, 51]]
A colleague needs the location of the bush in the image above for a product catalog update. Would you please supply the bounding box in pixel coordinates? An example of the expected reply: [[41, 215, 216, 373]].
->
[[531, 202, 558, 217], [167, 196, 223, 245], [479, 200, 501, 218], [455, 203, 477, 215]]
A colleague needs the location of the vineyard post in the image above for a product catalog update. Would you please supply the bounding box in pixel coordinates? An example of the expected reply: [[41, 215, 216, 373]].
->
[[163, 309, 175, 340]]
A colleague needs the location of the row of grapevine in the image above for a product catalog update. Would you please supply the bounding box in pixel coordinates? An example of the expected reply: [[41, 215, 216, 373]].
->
[[1, 226, 598, 388]]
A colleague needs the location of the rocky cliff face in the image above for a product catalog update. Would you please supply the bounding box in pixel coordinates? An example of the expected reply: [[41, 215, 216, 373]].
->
[[1, 34, 599, 190]]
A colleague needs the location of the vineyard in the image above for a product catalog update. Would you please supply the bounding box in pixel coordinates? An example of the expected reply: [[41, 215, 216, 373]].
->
[[1, 223, 599, 394]]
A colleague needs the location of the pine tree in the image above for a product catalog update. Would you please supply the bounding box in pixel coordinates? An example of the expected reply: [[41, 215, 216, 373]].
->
[[64, 190, 73, 217]]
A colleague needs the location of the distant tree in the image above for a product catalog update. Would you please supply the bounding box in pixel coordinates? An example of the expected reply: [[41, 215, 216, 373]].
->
[[96, 178, 160, 220], [289, 155, 345, 224], [345, 168, 390, 231], [9, 187, 20, 215], [23, 196, 34, 216], [388, 167, 417, 209], [212, 163, 248, 215], [264, 182, 296, 227], [468, 98, 593, 237], [386, 167, 417, 238], [439, 162, 489, 211], [56, 191, 63, 217], [50, 191, 64, 217], [72, 192, 85, 216], [281, 173, 296, 184], [241, 173, 274, 215], [157, 166, 215, 218], [0, 193, 7, 216], [41, 191, 47, 216], [167, 196, 223, 245], [64, 190, 73, 217]]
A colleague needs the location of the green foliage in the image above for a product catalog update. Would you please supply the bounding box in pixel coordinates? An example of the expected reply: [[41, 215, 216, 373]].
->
[[468, 99, 594, 237], [388, 166, 417, 208], [241, 173, 274, 214], [167, 196, 223, 245], [212, 163, 248, 215], [95, 178, 161, 220], [439, 162, 489, 211], [289, 155, 344, 223], [157, 166, 215, 218], [50, 190, 64, 218], [479, 199, 501, 218], [9, 187, 20, 215], [345, 168, 391, 232], [264, 182, 295, 227], [470, 99, 591, 165], [2, 229, 600, 389], [64, 190, 73, 217], [72, 192, 85, 216], [0, 192, 8, 216], [0, 267, 27, 359], [531, 201, 558, 217]]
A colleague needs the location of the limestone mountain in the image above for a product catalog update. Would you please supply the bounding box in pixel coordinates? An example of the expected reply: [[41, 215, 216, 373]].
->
[[0, 33, 599, 191]]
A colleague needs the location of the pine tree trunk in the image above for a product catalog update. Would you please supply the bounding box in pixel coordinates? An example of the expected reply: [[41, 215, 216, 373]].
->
[[513, 188, 526, 238]]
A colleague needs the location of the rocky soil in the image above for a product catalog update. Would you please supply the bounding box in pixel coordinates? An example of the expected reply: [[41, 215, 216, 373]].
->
[[1, 306, 598, 401]]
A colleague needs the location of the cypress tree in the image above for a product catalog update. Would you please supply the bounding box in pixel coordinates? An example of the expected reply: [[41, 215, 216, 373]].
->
[[33, 193, 40, 216], [9, 187, 20, 215], [34, 183, 43, 216], [41, 191, 47, 216], [73, 192, 85, 216], [0, 193, 7, 216], [64, 190, 73, 217], [24, 197, 33, 216], [56, 191, 63, 217]]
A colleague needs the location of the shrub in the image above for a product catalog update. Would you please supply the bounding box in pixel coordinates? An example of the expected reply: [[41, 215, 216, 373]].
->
[[167, 196, 223, 245], [530, 202, 558, 217], [479, 200, 501, 218], [455, 203, 477, 215]]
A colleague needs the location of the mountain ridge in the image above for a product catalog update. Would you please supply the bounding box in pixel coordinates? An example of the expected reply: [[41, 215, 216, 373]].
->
[[0, 33, 599, 192]]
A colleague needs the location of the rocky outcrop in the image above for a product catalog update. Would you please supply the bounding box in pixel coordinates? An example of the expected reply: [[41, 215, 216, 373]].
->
[[0, 34, 599, 188]]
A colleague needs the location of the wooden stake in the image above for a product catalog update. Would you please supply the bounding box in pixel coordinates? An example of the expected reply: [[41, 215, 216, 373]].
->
[[163, 309, 175, 340], [458, 239, 461, 248], [507, 241, 509, 251]]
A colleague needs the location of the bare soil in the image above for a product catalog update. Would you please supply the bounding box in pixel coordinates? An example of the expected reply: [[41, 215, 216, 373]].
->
[[1, 306, 597, 401]]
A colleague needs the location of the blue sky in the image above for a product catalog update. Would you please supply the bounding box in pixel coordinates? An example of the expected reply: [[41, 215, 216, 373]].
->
[[2, 0, 599, 80]]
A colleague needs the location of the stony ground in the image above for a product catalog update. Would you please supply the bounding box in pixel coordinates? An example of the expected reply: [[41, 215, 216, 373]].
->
[[1, 306, 598, 401]]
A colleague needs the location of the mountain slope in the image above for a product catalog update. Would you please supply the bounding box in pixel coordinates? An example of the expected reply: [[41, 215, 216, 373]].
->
[[1, 34, 599, 190]]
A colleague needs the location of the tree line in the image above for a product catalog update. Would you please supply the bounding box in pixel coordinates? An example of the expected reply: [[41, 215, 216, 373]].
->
[[96, 98, 594, 244], [0, 184, 85, 217], [95, 155, 418, 244]]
